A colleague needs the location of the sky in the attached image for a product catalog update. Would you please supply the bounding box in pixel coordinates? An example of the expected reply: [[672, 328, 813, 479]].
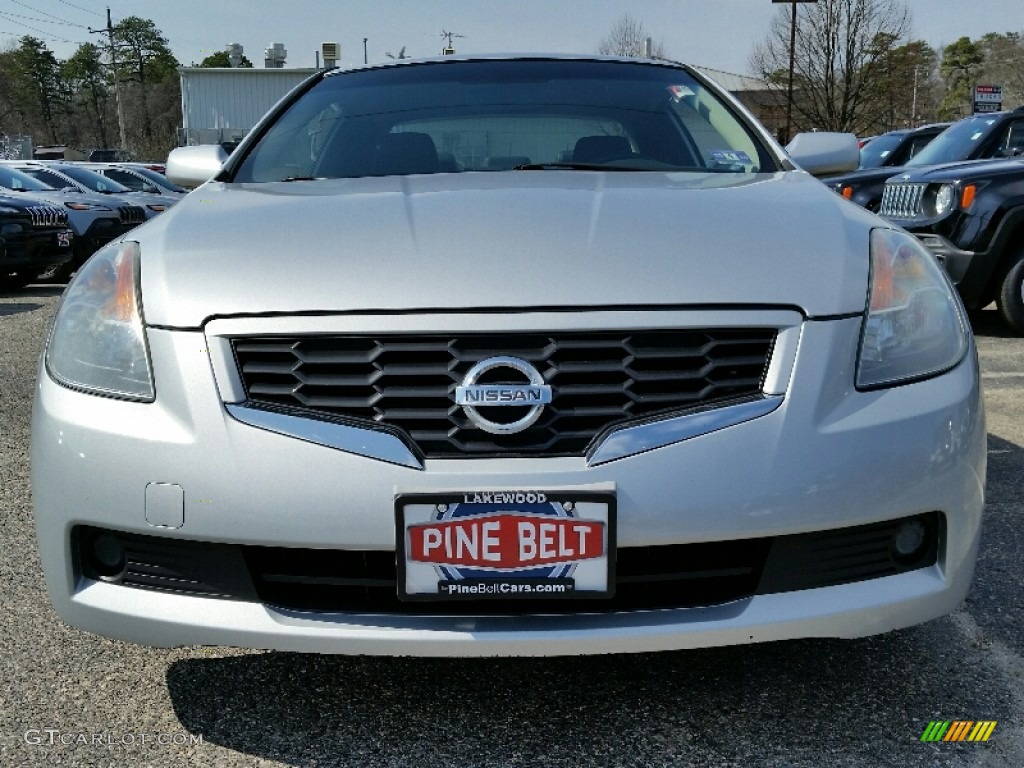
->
[[1, 0, 1023, 76]]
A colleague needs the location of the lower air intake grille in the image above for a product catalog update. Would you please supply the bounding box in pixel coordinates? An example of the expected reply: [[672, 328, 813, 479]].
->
[[73, 513, 940, 615]]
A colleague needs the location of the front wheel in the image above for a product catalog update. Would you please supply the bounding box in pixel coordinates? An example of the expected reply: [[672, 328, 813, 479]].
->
[[37, 261, 76, 284], [996, 255, 1024, 334], [0, 271, 37, 291]]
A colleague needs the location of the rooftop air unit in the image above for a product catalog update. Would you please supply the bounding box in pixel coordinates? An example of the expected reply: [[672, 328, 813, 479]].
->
[[226, 42, 243, 67], [264, 42, 287, 68], [321, 42, 340, 68]]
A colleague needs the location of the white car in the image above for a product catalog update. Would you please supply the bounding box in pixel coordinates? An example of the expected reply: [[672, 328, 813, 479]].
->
[[32, 55, 985, 657]]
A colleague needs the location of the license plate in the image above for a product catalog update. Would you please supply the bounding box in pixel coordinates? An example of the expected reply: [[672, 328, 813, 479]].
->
[[57, 230, 73, 247], [396, 490, 615, 601]]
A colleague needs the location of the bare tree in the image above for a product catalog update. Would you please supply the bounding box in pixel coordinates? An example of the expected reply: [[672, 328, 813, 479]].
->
[[750, 0, 912, 134], [598, 15, 666, 59]]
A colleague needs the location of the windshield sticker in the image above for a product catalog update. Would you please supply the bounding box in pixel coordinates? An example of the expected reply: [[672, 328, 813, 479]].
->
[[667, 85, 695, 101], [972, 132, 984, 140], [710, 150, 752, 165]]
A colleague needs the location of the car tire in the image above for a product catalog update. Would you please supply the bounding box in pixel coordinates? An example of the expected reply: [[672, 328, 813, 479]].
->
[[0, 271, 36, 290], [996, 255, 1024, 334], [38, 261, 76, 284]]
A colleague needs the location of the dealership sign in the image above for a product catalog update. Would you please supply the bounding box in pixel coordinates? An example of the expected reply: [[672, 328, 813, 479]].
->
[[974, 85, 1003, 114]]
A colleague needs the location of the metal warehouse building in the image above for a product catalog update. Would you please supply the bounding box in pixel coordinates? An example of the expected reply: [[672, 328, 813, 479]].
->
[[177, 67, 319, 147]]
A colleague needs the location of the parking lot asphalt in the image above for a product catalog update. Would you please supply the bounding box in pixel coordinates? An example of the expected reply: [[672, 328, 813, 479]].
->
[[2, 287, 1022, 767]]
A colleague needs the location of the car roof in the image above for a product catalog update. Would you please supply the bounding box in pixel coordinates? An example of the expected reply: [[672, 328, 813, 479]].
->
[[323, 52, 694, 78]]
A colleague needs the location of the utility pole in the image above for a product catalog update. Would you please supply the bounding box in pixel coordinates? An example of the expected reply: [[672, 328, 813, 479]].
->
[[89, 7, 127, 151], [772, 0, 817, 144], [363, 38, 368, 65], [440, 30, 464, 56]]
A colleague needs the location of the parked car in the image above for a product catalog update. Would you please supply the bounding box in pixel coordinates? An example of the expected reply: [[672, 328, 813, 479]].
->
[[33, 54, 984, 658], [9, 161, 179, 218], [856, 123, 950, 169], [0, 192, 73, 289], [0, 162, 144, 282], [88, 148, 133, 163], [879, 156, 1024, 332], [825, 108, 1024, 210], [80, 162, 187, 196]]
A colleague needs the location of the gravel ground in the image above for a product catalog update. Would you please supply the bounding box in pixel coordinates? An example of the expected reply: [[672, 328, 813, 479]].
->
[[2, 287, 1022, 768]]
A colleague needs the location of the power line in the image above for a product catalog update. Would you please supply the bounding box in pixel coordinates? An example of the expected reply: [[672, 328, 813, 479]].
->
[[10, 0, 79, 25], [0, 11, 83, 42], [0, 10, 85, 27], [56, 0, 103, 16]]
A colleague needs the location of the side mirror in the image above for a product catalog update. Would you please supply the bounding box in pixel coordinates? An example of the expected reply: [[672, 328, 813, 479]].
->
[[165, 145, 229, 189], [785, 132, 860, 177]]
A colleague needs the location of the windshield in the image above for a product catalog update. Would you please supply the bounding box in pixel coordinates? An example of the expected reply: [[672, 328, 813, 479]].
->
[[857, 132, 907, 168], [233, 59, 774, 183], [129, 166, 186, 192], [906, 115, 999, 166], [54, 165, 132, 193], [0, 165, 56, 192]]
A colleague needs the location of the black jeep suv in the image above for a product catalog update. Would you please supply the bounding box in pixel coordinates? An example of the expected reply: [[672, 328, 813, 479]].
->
[[825, 108, 1024, 211], [879, 156, 1024, 332], [0, 193, 74, 290]]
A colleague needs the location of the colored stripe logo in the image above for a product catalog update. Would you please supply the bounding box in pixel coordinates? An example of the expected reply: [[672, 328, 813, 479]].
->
[[920, 721, 997, 742]]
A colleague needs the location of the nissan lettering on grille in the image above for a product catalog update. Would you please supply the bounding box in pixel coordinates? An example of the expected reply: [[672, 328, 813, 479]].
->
[[455, 356, 552, 434]]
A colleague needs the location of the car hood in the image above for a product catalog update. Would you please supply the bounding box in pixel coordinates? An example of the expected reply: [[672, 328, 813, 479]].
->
[[886, 157, 1024, 182], [0, 187, 121, 210], [135, 171, 876, 328], [821, 166, 908, 185], [104, 190, 180, 209]]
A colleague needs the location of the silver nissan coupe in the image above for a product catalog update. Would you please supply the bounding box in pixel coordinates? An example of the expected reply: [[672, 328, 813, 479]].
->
[[32, 55, 986, 657]]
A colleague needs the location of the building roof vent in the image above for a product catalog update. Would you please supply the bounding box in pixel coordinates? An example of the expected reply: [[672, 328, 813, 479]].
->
[[321, 42, 340, 68], [264, 42, 287, 68], [226, 42, 244, 68]]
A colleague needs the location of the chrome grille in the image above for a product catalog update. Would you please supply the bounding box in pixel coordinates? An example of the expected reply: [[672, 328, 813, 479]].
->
[[26, 205, 68, 228], [117, 205, 146, 225], [232, 330, 777, 458], [880, 182, 925, 218]]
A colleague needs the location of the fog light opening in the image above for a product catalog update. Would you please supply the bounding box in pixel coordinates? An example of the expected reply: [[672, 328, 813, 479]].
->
[[892, 518, 928, 564], [88, 533, 127, 580]]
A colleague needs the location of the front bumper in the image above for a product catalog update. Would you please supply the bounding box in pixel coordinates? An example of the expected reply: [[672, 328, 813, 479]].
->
[[907, 232, 975, 285], [883, 225, 994, 308], [31, 311, 987, 656], [75, 218, 142, 264], [1, 228, 73, 274]]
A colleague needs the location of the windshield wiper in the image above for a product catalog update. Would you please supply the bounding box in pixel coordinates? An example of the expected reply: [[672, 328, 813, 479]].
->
[[512, 162, 638, 172], [279, 176, 319, 182]]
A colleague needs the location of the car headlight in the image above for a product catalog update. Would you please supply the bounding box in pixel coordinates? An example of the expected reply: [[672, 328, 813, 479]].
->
[[857, 228, 968, 389], [45, 241, 154, 400], [65, 202, 112, 211], [146, 204, 168, 212], [933, 184, 954, 216]]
